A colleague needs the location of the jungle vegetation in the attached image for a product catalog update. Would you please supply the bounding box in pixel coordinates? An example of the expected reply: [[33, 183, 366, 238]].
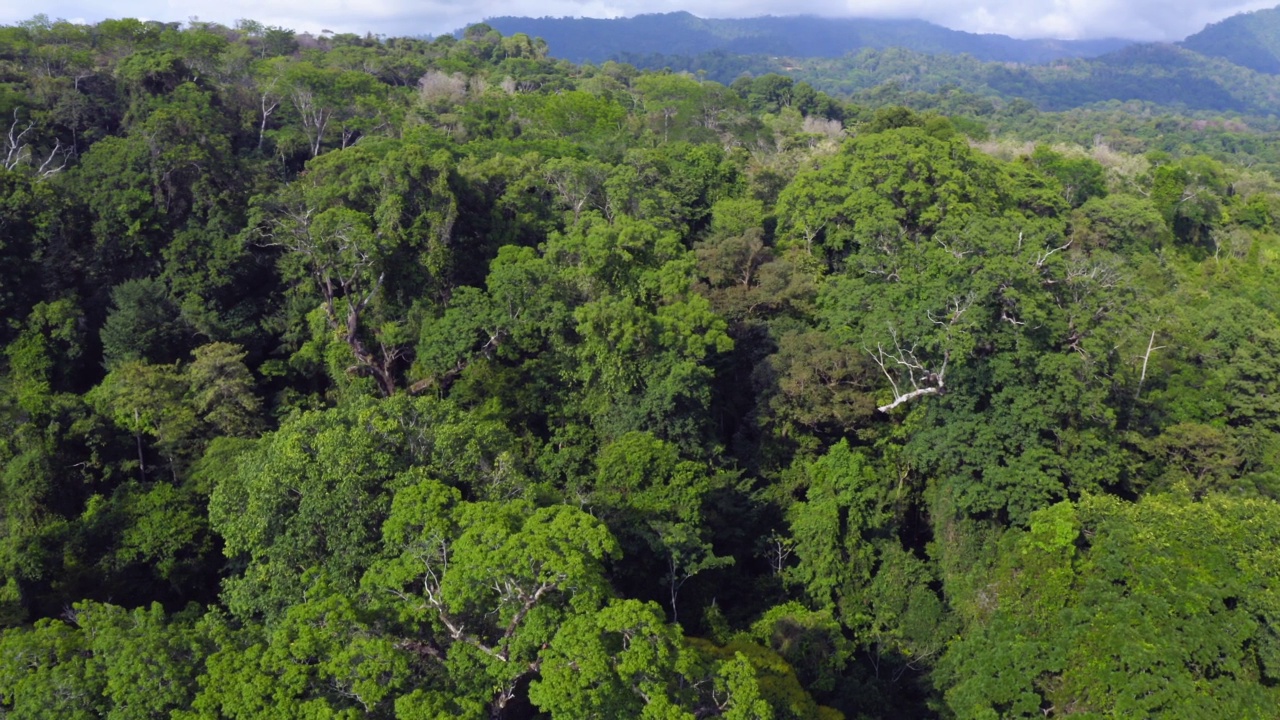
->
[[2, 15, 1280, 719]]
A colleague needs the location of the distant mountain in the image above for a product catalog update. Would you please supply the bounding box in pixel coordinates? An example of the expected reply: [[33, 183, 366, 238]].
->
[[1180, 6, 1280, 74], [478, 12, 1133, 65], [474, 9, 1280, 117], [633, 40, 1280, 117], [969, 42, 1280, 114]]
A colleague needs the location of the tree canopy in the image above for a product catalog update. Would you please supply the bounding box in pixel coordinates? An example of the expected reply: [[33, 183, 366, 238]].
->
[[3, 15, 1280, 720]]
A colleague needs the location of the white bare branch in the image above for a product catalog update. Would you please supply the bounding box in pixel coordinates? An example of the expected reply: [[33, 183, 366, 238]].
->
[[37, 139, 66, 177], [1134, 329, 1167, 402], [926, 292, 975, 328], [867, 293, 973, 413], [1000, 309, 1026, 327], [5, 110, 34, 170], [877, 385, 942, 413], [867, 326, 950, 413], [937, 237, 971, 259], [4, 110, 68, 178], [258, 82, 280, 151], [866, 343, 902, 400], [1035, 238, 1073, 268]]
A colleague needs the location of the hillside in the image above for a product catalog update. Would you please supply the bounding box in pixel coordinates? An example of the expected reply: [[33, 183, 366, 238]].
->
[[477, 10, 1280, 117], [481, 12, 1132, 64], [624, 39, 1280, 117], [1181, 5, 1280, 74]]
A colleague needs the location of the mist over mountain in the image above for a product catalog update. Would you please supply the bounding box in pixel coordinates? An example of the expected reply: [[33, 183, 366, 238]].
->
[[479, 12, 1134, 65]]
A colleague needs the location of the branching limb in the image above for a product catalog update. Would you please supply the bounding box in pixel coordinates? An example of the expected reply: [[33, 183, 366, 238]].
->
[[868, 294, 971, 413], [876, 384, 942, 413], [5, 110, 33, 170], [1135, 329, 1166, 402], [37, 139, 67, 177], [1035, 238, 1073, 269], [866, 331, 949, 413]]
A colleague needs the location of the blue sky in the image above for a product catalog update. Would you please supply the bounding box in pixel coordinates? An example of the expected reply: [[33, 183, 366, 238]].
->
[[2, 0, 1275, 41]]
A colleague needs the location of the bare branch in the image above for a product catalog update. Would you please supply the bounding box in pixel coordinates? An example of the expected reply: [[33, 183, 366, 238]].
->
[[5, 110, 34, 171], [877, 385, 942, 413], [926, 293, 975, 329], [936, 237, 971, 259], [867, 325, 950, 413], [866, 292, 973, 413], [37, 139, 66, 177], [866, 343, 903, 400], [1035, 238, 1073, 269], [1135, 329, 1167, 402], [258, 84, 280, 151], [1000, 310, 1026, 327]]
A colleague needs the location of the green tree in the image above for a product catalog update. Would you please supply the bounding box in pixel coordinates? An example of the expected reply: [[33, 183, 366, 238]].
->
[[1070, 194, 1168, 252], [88, 360, 193, 481], [1027, 145, 1106, 208], [257, 137, 458, 395], [190, 589, 409, 719], [940, 493, 1280, 718], [0, 300, 106, 617], [100, 277, 188, 369], [0, 601, 209, 719], [748, 602, 852, 697], [208, 394, 516, 620], [787, 442, 886, 620], [263, 59, 385, 157], [529, 599, 698, 719], [184, 342, 263, 440], [364, 475, 619, 713]]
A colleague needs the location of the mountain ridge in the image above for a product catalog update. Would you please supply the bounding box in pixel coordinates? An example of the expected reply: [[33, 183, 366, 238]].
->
[[471, 8, 1280, 118], [1180, 6, 1280, 74], [477, 12, 1134, 65]]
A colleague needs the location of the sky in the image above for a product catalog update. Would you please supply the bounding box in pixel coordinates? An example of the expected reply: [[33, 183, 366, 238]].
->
[[2, 0, 1277, 42]]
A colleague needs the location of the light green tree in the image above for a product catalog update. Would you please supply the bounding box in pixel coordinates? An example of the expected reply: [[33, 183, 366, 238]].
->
[[363, 474, 619, 713]]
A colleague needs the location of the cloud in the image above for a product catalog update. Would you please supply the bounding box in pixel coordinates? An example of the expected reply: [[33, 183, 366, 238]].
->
[[3, 0, 1276, 41], [926, 0, 1280, 40]]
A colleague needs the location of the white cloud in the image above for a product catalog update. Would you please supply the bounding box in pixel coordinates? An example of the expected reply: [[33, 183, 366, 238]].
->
[[920, 0, 1280, 40], [2, 0, 1276, 41]]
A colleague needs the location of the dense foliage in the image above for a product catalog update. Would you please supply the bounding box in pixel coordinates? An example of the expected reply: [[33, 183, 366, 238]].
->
[[3, 14, 1280, 719]]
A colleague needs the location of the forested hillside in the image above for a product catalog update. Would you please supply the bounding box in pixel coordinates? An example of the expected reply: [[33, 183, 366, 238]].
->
[[481, 12, 1131, 65], [3, 15, 1280, 719], [1180, 5, 1280, 74], [626, 39, 1280, 116], [500, 6, 1280, 118]]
